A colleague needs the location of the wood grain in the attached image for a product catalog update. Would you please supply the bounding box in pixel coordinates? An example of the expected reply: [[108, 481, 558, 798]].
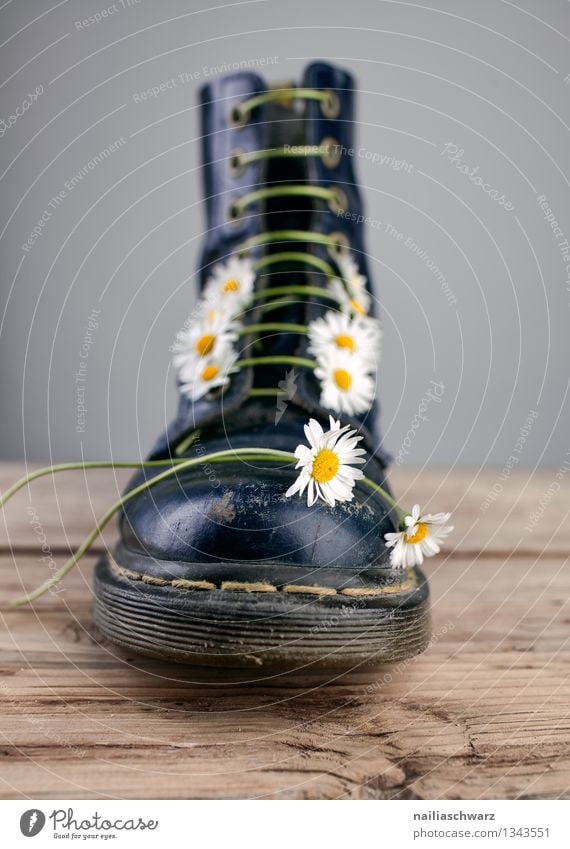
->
[[0, 465, 569, 799]]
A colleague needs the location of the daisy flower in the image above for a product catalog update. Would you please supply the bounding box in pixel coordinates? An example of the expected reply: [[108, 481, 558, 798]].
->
[[384, 504, 453, 568], [329, 276, 371, 318], [172, 308, 239, 375], [178, 343, 239, 401], [308, 309, 382, 366], [285, 416, 366, 507], [338, 255, 368, 298], [314, 348, 376, 416], [203, 256, 255, 318]]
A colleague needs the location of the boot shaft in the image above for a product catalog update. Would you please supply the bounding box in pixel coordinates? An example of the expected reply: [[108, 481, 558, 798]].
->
[[151, 62, 390, 468], [197, 62, 373, 292]]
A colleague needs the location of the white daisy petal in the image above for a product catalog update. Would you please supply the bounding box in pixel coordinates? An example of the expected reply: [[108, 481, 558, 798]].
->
[[285, 417, 367, 508], [202, 256, 255, 319], [329, 277, 371, 319], [308, 309, 381, 366], [384, 503, 453, 569], [178, 343, 239, 402], [172, 306, 240, 380], [314, 349, 376, 416], [305, 418, 324, 448]]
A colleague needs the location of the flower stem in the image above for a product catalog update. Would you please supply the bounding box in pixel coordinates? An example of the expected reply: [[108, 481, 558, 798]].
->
[[362, 478, 406, 519], [4, 453, 407, 608], [9, 449, 296, 607], [0, 460, 188, 511]]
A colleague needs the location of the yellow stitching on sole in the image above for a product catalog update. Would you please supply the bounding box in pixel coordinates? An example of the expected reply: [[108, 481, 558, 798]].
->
[[340, 580, 414, 597], [109, 557, 415, 598], [171, 578, 217, 591], [282, 584, 337, 596], [141, 575, 170, 586], [221, 580, 277, 593]]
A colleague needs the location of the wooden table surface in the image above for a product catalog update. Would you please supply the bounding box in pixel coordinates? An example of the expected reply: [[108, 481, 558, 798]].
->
[[0, 463, 569, 800]]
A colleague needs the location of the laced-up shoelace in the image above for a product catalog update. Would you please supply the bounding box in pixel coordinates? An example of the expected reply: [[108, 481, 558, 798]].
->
[[170, 86, 378, 418], [219, 87, 368, 389]]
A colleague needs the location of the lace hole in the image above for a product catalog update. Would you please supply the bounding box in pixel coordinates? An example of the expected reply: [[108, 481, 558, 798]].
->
[[320, 90, 340, 119], [228, 201, 244, 225], [326, 230, 350, 260], [321, 136, 342, 169], [228, 104, 248, 129], [228, 149, 246, 177], [328, 187, 348, 214]]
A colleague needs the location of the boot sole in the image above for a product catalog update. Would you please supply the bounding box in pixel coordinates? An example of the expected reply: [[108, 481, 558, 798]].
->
[[93, 552, 431, 670]]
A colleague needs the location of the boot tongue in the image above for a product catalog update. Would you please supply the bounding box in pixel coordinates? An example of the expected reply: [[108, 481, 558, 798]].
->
[[252, 86, 311, 373]]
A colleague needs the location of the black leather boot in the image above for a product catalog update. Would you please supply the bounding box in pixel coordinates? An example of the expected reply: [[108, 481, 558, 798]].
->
[[94, 62, 435, 670]]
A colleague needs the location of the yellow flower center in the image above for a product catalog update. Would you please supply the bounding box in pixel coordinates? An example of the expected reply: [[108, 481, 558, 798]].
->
[[333, 368, 352, 391], [351, 299, 366, 316], [195, 334, 215, 357], [311, 448, 340, 484], [335, 334, 355, 352], [201, 364, 219, 382], [224, 278, 240, 293], [405, 522, 429, 544]]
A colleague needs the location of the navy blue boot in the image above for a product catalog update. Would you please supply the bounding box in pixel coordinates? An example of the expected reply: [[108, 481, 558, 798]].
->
[[94, 63, 433, 669]]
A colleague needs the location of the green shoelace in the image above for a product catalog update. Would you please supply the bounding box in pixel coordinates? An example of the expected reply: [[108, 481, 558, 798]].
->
[[222, 86, 357, 380]]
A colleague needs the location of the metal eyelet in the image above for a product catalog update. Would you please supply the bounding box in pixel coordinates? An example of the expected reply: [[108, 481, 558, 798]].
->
[[320, 136, 342, 169], [227, 200, 244, 225], [328, 187, 349, 214], [326, 230, 350, 260], [228, 149, 247, 177], [320, 90, 340, 119], [228, 103, 248, 129]]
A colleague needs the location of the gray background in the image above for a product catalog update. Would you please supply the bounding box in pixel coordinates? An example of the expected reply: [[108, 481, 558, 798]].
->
[[0, 0, 568, 467]]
